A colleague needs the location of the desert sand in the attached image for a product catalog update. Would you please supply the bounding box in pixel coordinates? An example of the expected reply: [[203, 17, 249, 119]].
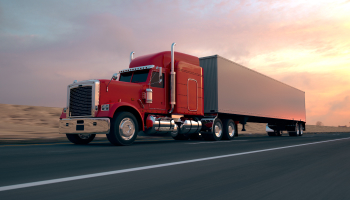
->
[[1, 103, 350, 144]]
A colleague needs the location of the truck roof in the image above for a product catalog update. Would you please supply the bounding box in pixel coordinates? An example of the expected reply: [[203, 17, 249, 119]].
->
[[129, 51, 199, 69]]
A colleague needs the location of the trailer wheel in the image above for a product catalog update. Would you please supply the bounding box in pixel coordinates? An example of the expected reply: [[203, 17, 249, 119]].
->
[[288, 123, 300, 137], [66, 134, 96, 144], [107, 112, 138, 146], [222, 119, 236, 140], [202, 118, 223, 141]]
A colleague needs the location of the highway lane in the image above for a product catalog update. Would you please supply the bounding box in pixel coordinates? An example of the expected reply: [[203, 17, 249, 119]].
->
[[1, 133, 350, 199]]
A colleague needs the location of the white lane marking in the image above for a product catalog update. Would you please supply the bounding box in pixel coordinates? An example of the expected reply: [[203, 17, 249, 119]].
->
[[1, 137, 349, 192], [186, 140, 248, 144]]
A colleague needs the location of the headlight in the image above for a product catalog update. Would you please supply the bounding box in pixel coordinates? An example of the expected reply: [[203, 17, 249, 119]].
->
[[101, 104, 109, 111]]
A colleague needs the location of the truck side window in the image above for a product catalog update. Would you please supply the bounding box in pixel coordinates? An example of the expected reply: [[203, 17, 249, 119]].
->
[[150, 72, 164, 88], [119, 72, 132, 82], [131, 70, 149, 83]]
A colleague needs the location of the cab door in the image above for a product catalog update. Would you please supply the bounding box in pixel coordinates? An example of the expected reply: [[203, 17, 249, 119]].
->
[[148, 71, 166, 111]]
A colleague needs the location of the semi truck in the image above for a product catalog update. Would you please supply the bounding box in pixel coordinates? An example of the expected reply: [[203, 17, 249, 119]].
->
[[59, 43, 306, 145]]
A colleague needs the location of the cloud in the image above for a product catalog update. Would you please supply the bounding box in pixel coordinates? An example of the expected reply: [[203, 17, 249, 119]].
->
[[329, 95, 350, 111], [0, 0, 349, 126]]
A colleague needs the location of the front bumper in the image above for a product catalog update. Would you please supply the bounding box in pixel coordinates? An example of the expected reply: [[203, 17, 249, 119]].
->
[[59, 118, 110, 134]]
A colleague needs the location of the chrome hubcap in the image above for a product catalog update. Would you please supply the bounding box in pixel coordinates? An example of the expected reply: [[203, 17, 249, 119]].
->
[[228, 122, 235, 137], [78, 134, 91, 140], [214, 122, 222, 138], [119, 118, 135, 140]]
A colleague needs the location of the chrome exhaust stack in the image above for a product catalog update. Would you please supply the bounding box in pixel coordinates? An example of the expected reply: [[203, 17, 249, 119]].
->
[[169, 43, 176, 113], [130, 51, 135, 63]]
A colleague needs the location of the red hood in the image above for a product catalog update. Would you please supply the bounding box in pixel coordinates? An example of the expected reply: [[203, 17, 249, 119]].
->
[[98, 79, 145, 104]]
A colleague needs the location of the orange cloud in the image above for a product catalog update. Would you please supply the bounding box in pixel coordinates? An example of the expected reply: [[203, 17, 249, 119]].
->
[[0, 0, 349, 126]]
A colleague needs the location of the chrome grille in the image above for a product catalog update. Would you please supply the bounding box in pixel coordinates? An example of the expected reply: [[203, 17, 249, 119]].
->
[[69, 86, 92, 116]]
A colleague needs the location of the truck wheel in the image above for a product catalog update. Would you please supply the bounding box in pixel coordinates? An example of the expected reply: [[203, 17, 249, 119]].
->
[[107, 112, 138, 146], [203, 118, 223, 141], [66, 134, 96, 144], [222, 119, 236, 140], [288, 123, 300, 137]]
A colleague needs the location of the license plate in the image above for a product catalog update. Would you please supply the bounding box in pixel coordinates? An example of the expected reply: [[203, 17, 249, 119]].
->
[[76, 125, 84, 131]]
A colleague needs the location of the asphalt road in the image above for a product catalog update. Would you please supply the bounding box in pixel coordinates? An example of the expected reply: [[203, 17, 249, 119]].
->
[[1, 133, 350, 200]]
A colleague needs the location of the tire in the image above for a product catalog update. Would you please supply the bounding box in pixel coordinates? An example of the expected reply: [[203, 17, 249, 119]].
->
[[202, 118, 223, 141], [107, 112, 138, 146], [222, 119, 236, 140], [66, 134, 96, 144], [288, 123, 300, 137]]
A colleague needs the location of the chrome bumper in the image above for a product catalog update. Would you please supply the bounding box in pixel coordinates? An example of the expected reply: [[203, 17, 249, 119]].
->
[[59, 118, 110, 134]]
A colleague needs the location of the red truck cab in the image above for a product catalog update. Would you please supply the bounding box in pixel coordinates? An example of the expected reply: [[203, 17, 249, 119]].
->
[[60, 44, 205, 145]]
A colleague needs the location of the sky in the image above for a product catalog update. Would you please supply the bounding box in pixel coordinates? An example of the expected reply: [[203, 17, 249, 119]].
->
[[0, 0, 349, 126]]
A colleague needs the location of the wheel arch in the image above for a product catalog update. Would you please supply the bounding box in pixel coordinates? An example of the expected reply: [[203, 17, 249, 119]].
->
[[112, 106, 144, 131]]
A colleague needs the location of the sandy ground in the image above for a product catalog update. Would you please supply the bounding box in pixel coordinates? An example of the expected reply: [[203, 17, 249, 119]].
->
[[1, 103, 350, 144]]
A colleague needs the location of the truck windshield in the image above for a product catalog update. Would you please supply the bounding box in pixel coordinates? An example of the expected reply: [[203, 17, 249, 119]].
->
[[119, 72, 132, 82], [131, 70, 149, 83]]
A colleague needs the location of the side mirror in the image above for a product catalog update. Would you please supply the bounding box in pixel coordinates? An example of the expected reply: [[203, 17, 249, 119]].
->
[[112, 73, 119, 80], [159, 67, 162, 84]]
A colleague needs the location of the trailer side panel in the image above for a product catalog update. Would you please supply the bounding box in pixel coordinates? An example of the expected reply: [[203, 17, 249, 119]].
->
[[200, 55, 306, 122]]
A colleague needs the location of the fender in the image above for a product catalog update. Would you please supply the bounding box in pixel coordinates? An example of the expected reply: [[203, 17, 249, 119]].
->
[[97, 102, 144, 131]]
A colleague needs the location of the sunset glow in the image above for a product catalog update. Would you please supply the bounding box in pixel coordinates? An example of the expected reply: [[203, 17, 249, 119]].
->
[[0, 0, 349, 126]]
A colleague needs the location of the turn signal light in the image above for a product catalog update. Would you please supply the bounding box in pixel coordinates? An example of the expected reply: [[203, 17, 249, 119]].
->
[[101, 104, 109, 111]]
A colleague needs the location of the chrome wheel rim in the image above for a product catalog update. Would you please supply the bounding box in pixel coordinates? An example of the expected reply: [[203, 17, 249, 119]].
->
[[119, 118, 135, 140], [228, 122, 235, 137], [214, 122, 222, 138], [78, 134, 91, 140]]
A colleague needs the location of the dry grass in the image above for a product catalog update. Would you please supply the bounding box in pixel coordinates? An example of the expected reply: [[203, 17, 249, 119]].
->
[[0, 103, 349, 143]]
